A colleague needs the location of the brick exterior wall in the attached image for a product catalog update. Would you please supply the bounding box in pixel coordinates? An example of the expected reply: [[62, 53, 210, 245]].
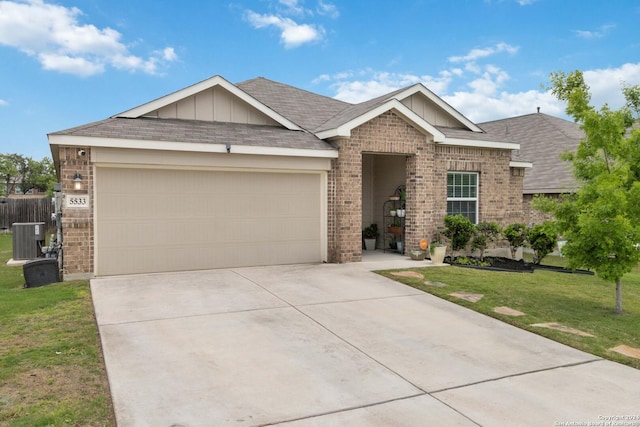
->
[[327, 111, 526, 262], [58, 146, 93, 278], [58, 112, 527, 272], [523, 193, 556, 225]]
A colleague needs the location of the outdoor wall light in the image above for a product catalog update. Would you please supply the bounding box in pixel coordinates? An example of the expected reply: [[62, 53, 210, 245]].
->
[[226, 143, 231, 153], [73, 173, 83, 190]]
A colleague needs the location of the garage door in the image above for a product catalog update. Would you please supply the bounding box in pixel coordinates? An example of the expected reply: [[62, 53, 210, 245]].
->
[[95, 167, 323, 276]]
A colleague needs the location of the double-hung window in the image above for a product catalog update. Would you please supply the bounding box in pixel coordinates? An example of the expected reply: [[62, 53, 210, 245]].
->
[[447, 172, 478, 223]]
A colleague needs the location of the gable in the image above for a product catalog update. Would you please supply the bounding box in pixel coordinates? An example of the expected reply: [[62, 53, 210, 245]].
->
[[401, 93, 466, 128], [142, 85, 280, 126]]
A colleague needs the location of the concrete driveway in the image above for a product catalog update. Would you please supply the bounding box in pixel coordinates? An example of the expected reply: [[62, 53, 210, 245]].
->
[[91, 256, 640, 427]]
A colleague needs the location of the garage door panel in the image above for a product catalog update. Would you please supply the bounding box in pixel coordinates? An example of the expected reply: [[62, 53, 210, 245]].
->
[[96, 167, 323, 276]]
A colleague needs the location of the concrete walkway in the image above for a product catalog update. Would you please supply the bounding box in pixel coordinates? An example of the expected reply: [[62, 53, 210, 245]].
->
[[91, 253, 640, 426]]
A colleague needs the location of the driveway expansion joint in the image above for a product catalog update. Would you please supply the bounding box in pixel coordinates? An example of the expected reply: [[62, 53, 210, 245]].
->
[[429, 358, 602, 394]]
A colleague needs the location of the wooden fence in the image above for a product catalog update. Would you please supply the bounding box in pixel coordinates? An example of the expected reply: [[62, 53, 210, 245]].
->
[[0, 197, 55, 232]]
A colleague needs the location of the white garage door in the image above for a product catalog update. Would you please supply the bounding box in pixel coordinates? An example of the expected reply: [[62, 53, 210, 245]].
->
[[95, 167, 323, 276]]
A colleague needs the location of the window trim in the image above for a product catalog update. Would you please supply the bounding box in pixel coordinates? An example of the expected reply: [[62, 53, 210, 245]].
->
[[447, 171, 479, 224]]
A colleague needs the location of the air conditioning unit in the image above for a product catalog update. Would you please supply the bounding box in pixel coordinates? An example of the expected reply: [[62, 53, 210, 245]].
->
[[12, 222, 46, 260]]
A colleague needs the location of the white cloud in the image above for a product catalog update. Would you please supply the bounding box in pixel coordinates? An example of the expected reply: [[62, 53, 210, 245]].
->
[[0, 98, 8, 106], [317, 69, 454, 103], [0, 0, 177, 76], [574, 24, 615, 40], [317, 0, 339, 18], [448, 42, 519, 63], [444, 90, 564, 123], [584, 62, 640, 110], [245, 10, 324, 48]]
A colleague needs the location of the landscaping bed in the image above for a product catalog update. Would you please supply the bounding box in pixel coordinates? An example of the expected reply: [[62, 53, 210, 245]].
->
[[446, 256, 594, 275]]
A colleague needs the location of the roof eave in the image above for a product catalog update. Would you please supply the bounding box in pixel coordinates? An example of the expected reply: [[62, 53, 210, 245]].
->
[[438, 138, 520, 150], [315, 99, 446, 142], [113, 75, 303, 131], [392, 84, 484, 133], [48, 134, 338, 159]]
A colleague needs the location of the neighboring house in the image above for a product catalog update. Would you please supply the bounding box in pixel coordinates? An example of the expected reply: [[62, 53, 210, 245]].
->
[[479, 111, 582, 225], [49, 75, 530, 278]]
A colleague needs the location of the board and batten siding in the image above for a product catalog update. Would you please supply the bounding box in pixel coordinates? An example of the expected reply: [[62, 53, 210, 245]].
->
[[145, 86, 279, 126]]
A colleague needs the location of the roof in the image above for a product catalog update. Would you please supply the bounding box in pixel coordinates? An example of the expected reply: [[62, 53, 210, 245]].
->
[[50, 74, 523, 166], [479, 113, 583, 194], [237, 77, 350, 132], [50, 117, 335, 152]]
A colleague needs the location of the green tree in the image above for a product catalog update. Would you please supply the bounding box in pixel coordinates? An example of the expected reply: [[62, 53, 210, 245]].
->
[[471, 221, 501, 261], [527, 222, 557, 265], [443, 214, 475, 251], [503, 223, 529, 260], [0, 153, 56, 196], [21, 157, 56, 195], [538, 70, 640, 314]]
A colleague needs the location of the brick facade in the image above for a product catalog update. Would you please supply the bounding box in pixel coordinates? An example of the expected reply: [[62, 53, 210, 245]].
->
[[327, 111, 526, 262], [58, 112, 526, 274], [59, 146, 93, 278]]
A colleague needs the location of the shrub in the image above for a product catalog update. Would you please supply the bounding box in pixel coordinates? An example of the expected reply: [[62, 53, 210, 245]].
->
[[472, 221, 502, 260], [443, 214, 475, 251], [528, 222, 557, 264], [503, 223, 529, 259]]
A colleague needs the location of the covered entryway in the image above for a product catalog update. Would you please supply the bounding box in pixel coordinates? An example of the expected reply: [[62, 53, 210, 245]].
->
[[95, 166, 324, 276]]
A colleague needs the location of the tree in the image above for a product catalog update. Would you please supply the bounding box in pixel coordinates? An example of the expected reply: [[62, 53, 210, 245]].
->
[[471, 221, 501, 261], [443, 214, 475, 251], [21, 157, 56, 195], [538, 70, 640, 314], [503, 223, 529, 260], [0, 153, 56, 196], [527, 222, 557, 265]]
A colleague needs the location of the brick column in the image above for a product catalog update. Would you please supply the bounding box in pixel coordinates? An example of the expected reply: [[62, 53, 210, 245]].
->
[[59, 146, 93, 279]]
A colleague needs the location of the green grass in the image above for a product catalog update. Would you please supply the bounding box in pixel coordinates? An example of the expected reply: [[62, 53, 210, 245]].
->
[[0, 233, 114, 426], [378, 255, 640, 370]]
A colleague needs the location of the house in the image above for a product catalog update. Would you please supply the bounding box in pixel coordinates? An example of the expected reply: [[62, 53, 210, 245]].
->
[[479, 111, 582, 225], [49, 75, 530, 279]]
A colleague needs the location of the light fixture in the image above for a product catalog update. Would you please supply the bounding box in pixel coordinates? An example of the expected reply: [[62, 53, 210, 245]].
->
[[226, 143, 231, 153], [73, 173, 83, 190]]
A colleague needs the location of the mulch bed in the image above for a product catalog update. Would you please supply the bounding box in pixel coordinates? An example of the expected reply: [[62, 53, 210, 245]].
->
[[445, 256, 594, 275]]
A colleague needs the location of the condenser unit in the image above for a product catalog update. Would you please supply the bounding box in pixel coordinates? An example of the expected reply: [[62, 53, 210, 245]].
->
[[12, 222, 45, 260]]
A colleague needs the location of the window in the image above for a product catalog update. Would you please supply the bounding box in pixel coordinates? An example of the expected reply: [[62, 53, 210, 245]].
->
[[447, 172, 478, 223]]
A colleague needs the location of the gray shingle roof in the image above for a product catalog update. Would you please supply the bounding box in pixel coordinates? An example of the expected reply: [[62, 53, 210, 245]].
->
[[237, 77, 351, 132], [479, 113, 583, 194], [50, 117, 336, 151]]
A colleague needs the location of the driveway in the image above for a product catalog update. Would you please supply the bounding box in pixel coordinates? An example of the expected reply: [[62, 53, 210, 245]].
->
[[91, 256, 640, 426]]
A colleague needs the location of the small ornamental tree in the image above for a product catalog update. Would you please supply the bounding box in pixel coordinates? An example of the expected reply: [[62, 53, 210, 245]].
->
[[471, 221, 501, 261], [536, 70, 640, 314], [528, 222, 557, 265], [443, 214, 475, 251], [503, 223, 529, 260]]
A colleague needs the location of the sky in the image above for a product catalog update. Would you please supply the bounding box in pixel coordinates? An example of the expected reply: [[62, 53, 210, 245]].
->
[[1, 0, 639, 160]]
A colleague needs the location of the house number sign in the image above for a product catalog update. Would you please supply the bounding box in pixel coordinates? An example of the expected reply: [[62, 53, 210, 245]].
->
[[65, 194, 90, 208]]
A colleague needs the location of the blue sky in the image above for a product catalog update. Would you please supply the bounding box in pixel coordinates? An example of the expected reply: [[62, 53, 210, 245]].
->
[[1, 0, 639, 159]]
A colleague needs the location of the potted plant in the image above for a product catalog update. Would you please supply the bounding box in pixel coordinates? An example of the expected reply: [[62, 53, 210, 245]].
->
[[387, 218, 403, 235], [363, 224, 379, 251], [429, 233, 447, 265]]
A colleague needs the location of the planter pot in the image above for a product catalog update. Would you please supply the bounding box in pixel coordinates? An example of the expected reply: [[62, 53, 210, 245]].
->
[[397, 209, 405, 218], [387, 226, 403, 234], [396, 242, 404, 253], [364, 238, 376, 251], [390, 210, 396, 217], [430, 245, 447, 265]]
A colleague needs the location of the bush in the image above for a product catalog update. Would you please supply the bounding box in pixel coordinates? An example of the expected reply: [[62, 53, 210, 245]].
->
[[529, 222, 557, 264], [504, 223, 529, 259], [472, 221, 501, 260], [443, 214, 475, 251]]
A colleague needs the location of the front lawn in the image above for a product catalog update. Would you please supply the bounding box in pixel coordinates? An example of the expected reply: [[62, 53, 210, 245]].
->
[[379, 255, 640, 370], [0, 233, 114, 426]]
